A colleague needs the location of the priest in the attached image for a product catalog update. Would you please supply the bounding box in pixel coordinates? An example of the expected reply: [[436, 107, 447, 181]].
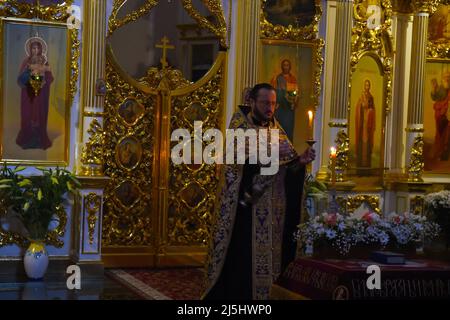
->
[[202, 83, 315, 300]]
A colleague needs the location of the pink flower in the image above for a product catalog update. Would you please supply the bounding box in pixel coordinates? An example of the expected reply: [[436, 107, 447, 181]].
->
[[362, 212, 374, 224], [325, 214, 337, 226], [393, 216, 402, 224]]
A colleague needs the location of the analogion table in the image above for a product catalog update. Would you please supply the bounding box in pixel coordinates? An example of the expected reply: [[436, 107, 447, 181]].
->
[[272, 257, 450, 300]]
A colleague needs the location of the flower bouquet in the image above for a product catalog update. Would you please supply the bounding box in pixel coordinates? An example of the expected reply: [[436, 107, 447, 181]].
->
[[384, 212, 441, 254], [424, 190, 450, 248], [0, 165, 80, 241], [295, 211, 440, 259]]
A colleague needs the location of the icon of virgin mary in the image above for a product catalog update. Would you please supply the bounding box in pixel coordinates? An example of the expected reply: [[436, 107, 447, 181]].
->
[[16, 35, 53, 150]]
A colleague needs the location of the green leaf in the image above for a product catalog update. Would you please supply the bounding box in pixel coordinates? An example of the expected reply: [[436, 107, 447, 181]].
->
[[38, 189, 43, 201], [68, 175, 81, 187], [0, 185, 11, 189], [18, 179, 32, 187], [13, 166, 26, 173], [51, 177, 59, 185], [308, 186, 323, 194], [0, 179, 13, 184], [317, 181, 328, 191], [23, 202, 30, 211]]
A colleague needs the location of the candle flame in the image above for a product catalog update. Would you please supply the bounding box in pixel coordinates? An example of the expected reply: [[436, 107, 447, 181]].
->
[[330, 147, 337, 157], [308, 110, 313, 122]]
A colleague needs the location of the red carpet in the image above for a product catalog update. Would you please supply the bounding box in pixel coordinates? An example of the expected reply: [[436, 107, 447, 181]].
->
[[106, 267, 204, 300]]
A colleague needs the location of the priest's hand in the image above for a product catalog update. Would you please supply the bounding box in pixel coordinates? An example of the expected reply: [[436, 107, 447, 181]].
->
[[299, 147, 316, 166]]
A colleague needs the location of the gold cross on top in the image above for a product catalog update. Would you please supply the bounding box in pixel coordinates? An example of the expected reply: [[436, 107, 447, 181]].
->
[[155, 36, 175, 70]]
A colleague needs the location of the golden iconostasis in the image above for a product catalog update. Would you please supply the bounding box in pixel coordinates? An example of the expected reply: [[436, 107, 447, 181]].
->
[[1, 0, 450, 267]]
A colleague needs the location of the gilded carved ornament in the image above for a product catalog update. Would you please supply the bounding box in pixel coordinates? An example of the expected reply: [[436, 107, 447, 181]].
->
[[103, 0, 227, 249], [102, 54, 155, 246], [108, 0, 158, 36], [0, 0, 73, 20], [108, 0, 227, 48], [84, 193, 101, 245], [328, 130, 350, 183], [260, 0, 322, 41], [427, 1, 450, 58], [167, 68, 224, 246], [352, 0, 393, 59], [408, 135, 425, 182], [81, 119, 106, 175], [181, 0, 228, 48], [337, 195, 381, 214], [412, 0, 439, 14], [0, 205, 67, 248], [391, 0, 414, 13]]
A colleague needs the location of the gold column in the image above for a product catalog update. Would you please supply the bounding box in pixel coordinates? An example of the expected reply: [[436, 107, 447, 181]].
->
[[79, 0, 107, 176], [233, 0, 260, 108], [405, 0, 437, 178], [330, 0, 353, 120], [155, 79, 171, 266], [318, 0, 353, 180], [72, 0, 108, 266], [386, 1, 414, 179]]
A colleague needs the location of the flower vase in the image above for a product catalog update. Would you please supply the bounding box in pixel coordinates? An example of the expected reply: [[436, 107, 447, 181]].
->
[[24, 241, 49, 280]]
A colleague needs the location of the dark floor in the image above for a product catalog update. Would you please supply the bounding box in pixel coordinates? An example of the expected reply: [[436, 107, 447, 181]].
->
[[0, 274, 143, 300]]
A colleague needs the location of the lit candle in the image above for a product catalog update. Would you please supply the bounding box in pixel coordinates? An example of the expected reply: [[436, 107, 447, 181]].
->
[[307, 110, 314, 132], [308, 110, 314, 140], [330, 147, 337, 159], [330, 147, 337, 188]]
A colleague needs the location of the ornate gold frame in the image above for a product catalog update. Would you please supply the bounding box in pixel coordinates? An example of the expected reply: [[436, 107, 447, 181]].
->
[[0, 17, 78, 166], [348, 51, 389, 180], [260, 0, 322, 41], [117, 96, 146, 127], [182, 100, 211, 129], [351, 0, 393, 110], [108, 0, 228, 48], [427, 0, 450, 59], [337, 194, 381, 214], [422, 57, 450, 179], [115, 135, 143, 172], [259, 38, 324, 113], [347, 0, 393, 184]]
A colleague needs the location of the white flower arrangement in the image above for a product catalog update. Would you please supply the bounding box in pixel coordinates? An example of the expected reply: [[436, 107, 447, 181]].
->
[[424, 190, 450, 210], [295, 211, 440, 256], [385, 212, 440, 246]]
